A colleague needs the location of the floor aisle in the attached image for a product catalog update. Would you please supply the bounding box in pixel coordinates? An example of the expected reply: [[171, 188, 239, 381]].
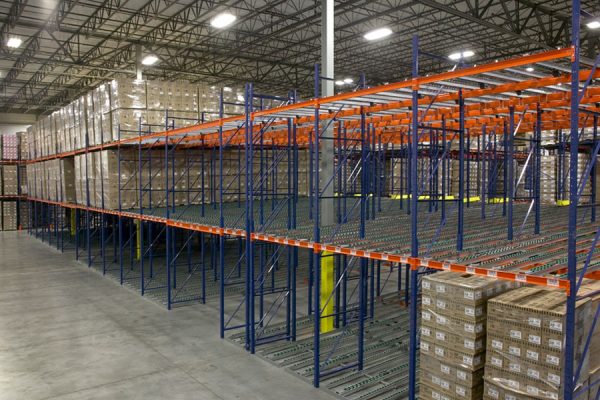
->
[[0, 231, 334, 400]]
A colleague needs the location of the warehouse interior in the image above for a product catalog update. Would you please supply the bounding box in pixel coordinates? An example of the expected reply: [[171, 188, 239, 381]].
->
[[1, 1, 600, 399]]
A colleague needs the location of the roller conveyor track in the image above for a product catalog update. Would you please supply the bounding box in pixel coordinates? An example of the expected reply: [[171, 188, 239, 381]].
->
[[112, 200, 599, 286], [228, 298, 417, 400]]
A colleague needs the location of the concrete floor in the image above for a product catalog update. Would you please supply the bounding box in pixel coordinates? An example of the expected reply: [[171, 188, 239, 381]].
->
[[0, 231, 335, 400]]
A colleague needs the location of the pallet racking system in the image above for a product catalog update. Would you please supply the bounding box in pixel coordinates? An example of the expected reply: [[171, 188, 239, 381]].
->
[[1, 155, 27, 231], [23, 3, 600, 398]]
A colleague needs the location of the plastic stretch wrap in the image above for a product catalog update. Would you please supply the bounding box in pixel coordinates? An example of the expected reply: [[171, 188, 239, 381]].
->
[[483, 285, 596, 400], [2, 165, 18, 195], [420, 272, 518, 399], [2, 133, 18, 159], [2, 201, 17, 230]]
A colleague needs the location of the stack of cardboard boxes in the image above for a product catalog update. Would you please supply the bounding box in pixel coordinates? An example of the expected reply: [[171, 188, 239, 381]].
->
[[25, 78, 253, 157], [483, 285, 597, 400], [1, 132, 27, 230], [2, 165, 18, 196], [420, 272, 517, 400]]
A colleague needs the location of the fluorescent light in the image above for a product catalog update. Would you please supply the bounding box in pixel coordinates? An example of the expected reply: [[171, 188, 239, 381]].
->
[[211, 12, 236, 28], [223, 87, 232, 92], [335, 80, 345, 86], [587, 20, 600, 29], [6, 37, 22, 48], [343, 78, 354, 84], [364, 27, 392, 41], [141, 55, 159, 65], [526, 67, 535, 72], [448, 50, 475, 61]]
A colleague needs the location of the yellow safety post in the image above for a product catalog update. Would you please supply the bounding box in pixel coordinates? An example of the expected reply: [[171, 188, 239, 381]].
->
[[556, 199, 570, 206], [320, 251, 335, 333], [70, 209, 76, 236], [135, 220, 141, 261]]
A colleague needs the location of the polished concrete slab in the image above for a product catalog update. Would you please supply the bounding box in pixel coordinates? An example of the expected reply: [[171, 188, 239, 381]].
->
[[0, 231, 335, 400]]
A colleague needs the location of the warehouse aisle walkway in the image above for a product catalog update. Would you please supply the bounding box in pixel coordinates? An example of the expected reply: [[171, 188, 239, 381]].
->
[[0, 232, 333, 400]]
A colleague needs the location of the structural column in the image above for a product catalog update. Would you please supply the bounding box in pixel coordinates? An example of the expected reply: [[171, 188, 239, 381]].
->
[[320, 0, 335, 226]]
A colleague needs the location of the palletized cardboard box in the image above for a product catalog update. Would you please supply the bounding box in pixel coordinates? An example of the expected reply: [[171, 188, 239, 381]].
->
[[421, 353, 485, 388], [2, 201, 17, 230], [421, 339, 486, 371], [421, 272, 519, 400], [484, 286, 593, 399]]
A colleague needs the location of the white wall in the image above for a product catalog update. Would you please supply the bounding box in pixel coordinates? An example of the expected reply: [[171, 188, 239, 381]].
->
[[0, 124, 31, 135]]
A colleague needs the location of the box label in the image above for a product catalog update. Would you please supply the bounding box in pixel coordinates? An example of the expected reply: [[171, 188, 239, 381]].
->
[[546, 354, 560, 366], [549, 321, 563, 332], [547, 372, 561, 385], [508, 346, 521, 357], [526, 349, 539, 361], [528, 334, 541, 345], [548, 339, 562, 350], [527, 368, 540, 379], [509, 362, 521, 373]]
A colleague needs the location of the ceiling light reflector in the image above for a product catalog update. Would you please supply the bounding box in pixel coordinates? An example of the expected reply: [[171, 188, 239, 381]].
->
[[587, 20, 600, 29], [448, 50, 475, 60], [6, 37, 22, 48], [211, 12, 237, 28], [141, 55, 159, 65], [364, 27, 392, 41]]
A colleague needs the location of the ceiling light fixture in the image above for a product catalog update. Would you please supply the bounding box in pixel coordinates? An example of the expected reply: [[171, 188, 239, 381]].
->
[[526, 67, 535, 72], [364, 27, 392, 41], [6, 37, 22, 48], [587, 20, 600, 29], [335, 80, 345, 86], [237, 94, 244, 102], [211, 12, 237, 28], [343, 78, 354, 84], [141, 55, 159, 65], [448, 50, 475, 61], [223, 87, 233, 92]]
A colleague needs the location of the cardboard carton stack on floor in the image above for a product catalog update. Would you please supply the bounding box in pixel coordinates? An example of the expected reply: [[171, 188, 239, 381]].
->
[[2, 201, 17, 230], [579, 281, 600, 400], [483, 286, 594, 400], [420, 272, 517, 400]]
